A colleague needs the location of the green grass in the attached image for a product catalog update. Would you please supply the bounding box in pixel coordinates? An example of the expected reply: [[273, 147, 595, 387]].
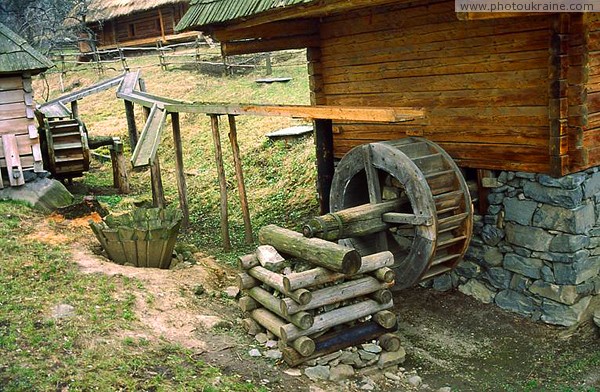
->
[[0, 201, 264, 391]]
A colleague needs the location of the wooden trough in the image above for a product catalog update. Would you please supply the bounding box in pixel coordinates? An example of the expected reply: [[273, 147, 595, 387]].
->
[[90, 208, 182, 269]]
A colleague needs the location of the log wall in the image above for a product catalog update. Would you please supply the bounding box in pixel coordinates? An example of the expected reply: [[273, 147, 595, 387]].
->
[[0, 74, 43, 185], [91, 4, 188, 47], [317, 1, 557, 174]]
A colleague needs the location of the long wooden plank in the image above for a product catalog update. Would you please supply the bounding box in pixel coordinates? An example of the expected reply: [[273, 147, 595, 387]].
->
[[131, 104, 167, 167], [40, 74, 125, 107], [0, 134, 40, 156], [0, 103, 27, 121], [117, 70, 141, 95], [2, 134, 24, 186], [0, 117, 32, 135], [0, 90, 25, 105], [0, 77, 23, 92]]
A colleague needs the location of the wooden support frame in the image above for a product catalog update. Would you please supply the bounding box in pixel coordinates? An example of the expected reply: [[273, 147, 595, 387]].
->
[[228, 115, 253, 244], [315, 119, 334, 214], [210, 114, 232, 251], [171, 112, 190, 230]]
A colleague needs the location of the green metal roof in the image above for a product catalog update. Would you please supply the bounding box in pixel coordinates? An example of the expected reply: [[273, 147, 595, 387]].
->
[[0, 23, 54, 75], [176, 0, 315, 31]]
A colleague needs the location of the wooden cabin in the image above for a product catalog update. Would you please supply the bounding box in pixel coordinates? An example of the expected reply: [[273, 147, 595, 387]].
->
[[0, 23, 53, 187], [177, 0, 600, 179], [177, 1, 600, 326], [78, 0, 198, 51]]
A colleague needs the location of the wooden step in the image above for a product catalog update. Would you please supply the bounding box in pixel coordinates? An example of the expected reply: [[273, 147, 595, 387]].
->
[[55, 156, 84, 163], [430, 253, 462, 267], [410, 153, 445, 172], [52, 131, 81, 138], [395, 141, 431, 158], [53, 142, 82, 150], [434, 190, 464, 210], [421, 265, 454, 280], [425, 169, 456, 179], [437, 205, 461, 215], [436, 235, 468, 249], [438, 212, 469, 231], [50, 125, 80, 134]]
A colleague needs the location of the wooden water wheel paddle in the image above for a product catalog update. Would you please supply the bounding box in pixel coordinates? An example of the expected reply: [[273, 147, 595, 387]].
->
[[40, 117, 90, 179], [327, 137, 473, 289]]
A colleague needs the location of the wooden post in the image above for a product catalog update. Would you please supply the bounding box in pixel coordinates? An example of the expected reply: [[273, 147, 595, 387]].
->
[[315, 119, 334, 214], [228, 115, 253, 244], [171, 112, 189, 230], [124, 101, 138, 148], [70, 100, 79, 119], [265, 52, 272, 75], [109, 139, 130, 194], [258, 225, 362, 275], [150, 157, 166, 208], [209, 114, 231, 251]]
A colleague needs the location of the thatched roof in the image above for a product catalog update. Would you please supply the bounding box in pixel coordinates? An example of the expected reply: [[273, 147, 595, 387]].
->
[[176, 0, 315, 31], [81, 0, 189, 23], [0, 23, 53, 75]]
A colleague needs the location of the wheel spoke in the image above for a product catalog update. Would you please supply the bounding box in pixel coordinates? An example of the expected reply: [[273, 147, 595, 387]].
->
[[362, 144, 387, 251]]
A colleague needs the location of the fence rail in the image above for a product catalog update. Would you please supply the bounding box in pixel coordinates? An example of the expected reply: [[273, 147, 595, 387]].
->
[[47, 38, 307, 81]]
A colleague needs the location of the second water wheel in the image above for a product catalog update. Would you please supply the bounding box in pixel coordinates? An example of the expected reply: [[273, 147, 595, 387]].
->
[[40, 117, 90, 179], [326, 137, 473, 290]]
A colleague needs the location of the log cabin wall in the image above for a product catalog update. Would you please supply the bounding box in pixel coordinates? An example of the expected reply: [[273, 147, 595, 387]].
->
[[316, 1, 557, 174], [574, 13, 600, 171], [90, 4, 189, 48], [0, 73, 43, 185]]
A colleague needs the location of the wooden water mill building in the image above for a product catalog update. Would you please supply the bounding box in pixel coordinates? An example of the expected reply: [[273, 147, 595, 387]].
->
[[76, 0, 198, 52], [0, 22, 53, 187], [177, 1, 600, 326]]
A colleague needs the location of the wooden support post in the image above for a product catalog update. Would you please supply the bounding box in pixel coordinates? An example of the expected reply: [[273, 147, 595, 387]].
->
[[265, 52, 272, 76], [150, 157, 166, 208], [228, 114, 253, 244], [171, 112, 189, 230], [209, 114, 231, 251], [109, 139, 130, 194], [314, 119, 334, 214], [124, 101, 138, 148], [70, 100, 79, 120]]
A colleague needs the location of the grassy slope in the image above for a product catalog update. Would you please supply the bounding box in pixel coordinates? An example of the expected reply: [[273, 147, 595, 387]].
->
[[0, 202, 262, 391], [40, 51, 318, 263]]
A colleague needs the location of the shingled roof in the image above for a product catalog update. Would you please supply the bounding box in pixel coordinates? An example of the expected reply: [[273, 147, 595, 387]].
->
[[176, 0, 315, 31], [0, 23, 54, 75], [75, 0, 189, 24]]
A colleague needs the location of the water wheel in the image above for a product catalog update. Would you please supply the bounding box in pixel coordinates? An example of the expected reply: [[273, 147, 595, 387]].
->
[[40, 117, 90, 179], [329, 137, 473, 289]]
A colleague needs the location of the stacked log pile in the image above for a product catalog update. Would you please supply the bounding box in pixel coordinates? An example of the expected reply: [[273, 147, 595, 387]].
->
[[237, 224, 403, 367]]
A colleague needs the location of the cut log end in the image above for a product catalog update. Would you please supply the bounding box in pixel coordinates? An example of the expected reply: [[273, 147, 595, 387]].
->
[[379, 333, 402, 352], [374, 267, 396, 283], [374, 310, 397, 329], [292, 336, 316, 357], [342, 250, 362, 275]]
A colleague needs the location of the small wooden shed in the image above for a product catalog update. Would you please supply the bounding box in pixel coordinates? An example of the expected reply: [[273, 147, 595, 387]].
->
[[0, 23, 53, 187], [78, 0, 198, 51], [177, 0, 600, 179]]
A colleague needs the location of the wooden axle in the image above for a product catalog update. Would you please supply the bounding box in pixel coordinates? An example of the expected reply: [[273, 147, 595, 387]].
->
[[258, 224, 362, 274]]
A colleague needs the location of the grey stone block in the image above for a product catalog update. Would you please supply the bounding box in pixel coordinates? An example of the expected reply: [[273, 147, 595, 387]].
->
[[510, 273, 531, 291], [495, 289, 537, 316], [541, 265, 555, 283], [523, 181, 583, 209], [528, 280, 579, 305], [456, 261, 481, 278], [540, 297, 592, 327], [432, 274, 453, 292], [0, 178, 73, 213], [504, 253, 544, 279], [505, 222, 553, 252], [458, 279, 496, 304], [503, 198, 538, 226], [481, 225, 505, 246], [550, 234, 590, 252], [553, 257, 600, 285], [538, 173, 586, 190], [531, 249, 590, 264], [487, 192, 505, 205], [516, 172, 536, 179], [584, 172, 600, 198], [532, 202, 595, 234], [483, 267, 512, 289], [483, 247, 504, 267]]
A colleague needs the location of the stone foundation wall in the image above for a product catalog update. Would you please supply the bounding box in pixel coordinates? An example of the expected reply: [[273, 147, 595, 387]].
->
[[426, 170, 600, 327]]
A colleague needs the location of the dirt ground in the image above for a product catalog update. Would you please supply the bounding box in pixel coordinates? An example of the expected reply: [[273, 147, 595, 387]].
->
[[38, 214, 599, 392]]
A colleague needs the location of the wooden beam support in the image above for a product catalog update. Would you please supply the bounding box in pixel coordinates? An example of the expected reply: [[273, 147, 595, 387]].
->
[[215, 19, 319, 42], [171, 112, 189, 230], [109, 139, 130, 194], [209, 114, 231, 251], [222, 34, 320, 56], [124, 100, 138, 149], [228, 114, 253, 244], [315, 119, 334, 214]]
